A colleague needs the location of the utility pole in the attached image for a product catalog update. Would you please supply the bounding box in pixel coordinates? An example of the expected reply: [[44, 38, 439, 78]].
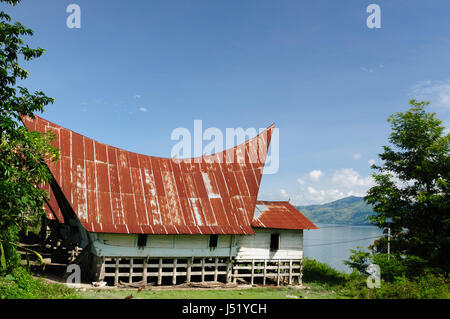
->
[[387, 227, 391, 260], [386, 218, 392, 260]]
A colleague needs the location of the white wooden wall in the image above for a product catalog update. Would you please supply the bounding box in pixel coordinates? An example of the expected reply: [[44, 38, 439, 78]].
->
[[101, 234, 233, 249], [92, 233, 235, 257], [93, 231, 302, 260], [236, 229, 303, 260]]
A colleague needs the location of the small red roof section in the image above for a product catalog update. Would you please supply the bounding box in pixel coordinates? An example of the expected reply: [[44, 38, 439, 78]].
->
[[252, 201, 318, 230], [22, 115, 274, 235]]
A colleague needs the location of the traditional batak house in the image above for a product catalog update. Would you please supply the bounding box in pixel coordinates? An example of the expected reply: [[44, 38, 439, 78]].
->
[[21, 115, 317, 286]]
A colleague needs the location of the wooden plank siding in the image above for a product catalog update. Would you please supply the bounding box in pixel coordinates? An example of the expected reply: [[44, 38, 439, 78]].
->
[[92, 233, 237, 258], [236, 229, 303, 260]]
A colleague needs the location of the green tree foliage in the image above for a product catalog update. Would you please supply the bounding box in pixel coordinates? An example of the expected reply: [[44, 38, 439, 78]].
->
[[0, 0, 59, 272], [365, 100, 450, 272], [343, 246, 372, 274]]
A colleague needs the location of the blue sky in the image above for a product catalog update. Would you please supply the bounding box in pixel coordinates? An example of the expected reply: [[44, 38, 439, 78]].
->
[[5, 0, 450, 205]]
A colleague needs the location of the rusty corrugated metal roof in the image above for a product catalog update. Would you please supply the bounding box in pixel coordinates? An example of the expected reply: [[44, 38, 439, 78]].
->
[[252, 201, 318, 230], [22, 115, 273, 235]]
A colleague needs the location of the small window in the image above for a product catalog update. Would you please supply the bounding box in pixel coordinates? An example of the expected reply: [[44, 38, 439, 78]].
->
[[137, 234, 147, 248], [209, 234, 218, 249], [270, 234, 280, 251]]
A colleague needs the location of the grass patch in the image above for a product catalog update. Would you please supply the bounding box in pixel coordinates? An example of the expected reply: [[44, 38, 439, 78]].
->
[[0, 268, 77, 299], [303, 258, 349, 287], [76, 286, 342, 299]]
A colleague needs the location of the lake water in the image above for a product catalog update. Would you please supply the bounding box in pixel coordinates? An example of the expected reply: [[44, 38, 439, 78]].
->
[[303, 224, 384, 273]]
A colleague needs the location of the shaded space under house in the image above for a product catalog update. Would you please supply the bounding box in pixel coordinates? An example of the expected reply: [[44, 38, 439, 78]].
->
[[21, 115, 317, 286]]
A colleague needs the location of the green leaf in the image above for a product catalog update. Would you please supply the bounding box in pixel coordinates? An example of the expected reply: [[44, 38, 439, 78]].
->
[[6, 241, 45, 267], [0, 242, 6, 270], [5, 274, 15, 281]]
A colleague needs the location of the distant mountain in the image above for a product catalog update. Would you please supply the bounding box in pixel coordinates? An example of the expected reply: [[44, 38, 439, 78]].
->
[[295, 196, 375, 225]]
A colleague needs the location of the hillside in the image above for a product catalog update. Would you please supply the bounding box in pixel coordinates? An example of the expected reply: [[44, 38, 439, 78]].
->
[[296, 196, 375, 225]]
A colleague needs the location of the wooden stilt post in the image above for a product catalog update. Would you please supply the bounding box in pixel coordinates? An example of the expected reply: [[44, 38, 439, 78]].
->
[[289, 259, 293, 285], [114, 258, 119, 286], [157, 258, 162, 285], [172, 258, 177, 285], [299, 259, 303, 286], [214, 258, 219, 282], [251, 260, 255, 285], [201, 258, 205, 283], [99, 256, 106, 281], [277, 259, 281, 286], [233, 265, 238, 284], [187, 258, 192, 283], [226, 258, 231, 283], [263, 260, 267, 285], [129, 258, 134, 283], [143, 258, 148, 284]]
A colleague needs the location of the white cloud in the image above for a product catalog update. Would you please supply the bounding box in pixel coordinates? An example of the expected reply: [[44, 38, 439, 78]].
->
[[309, 170, 323, 182], [368, 159, 376, 166], [134, 94, 142, 99], [361, 64, 384, 74], [307, 186, 317, 195], [411, 79, 450, 109], [289, 168, 374, 205], [331, 168, 374, 188], [280, 189, 289, 199], [361, 67, 374, 73], [353, 153, 361, 160], [138, 107, 148, 112]]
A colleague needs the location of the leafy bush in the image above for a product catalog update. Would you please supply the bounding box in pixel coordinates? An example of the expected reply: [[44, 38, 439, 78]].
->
[[345, 273, 450, 299], [371, 254, 407, 282], [302, 258, 349, 287], [305, 257, 449, 299], [345, 248, 434, 282], [0, 227, 21, 273]]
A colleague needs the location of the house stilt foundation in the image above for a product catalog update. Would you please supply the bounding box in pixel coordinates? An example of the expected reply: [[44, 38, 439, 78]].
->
[[92, 256, 302, 287]]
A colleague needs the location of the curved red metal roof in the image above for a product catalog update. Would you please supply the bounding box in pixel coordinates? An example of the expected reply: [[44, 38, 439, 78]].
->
[[252, 201, 318, 230], [22, 115, 273, 235]]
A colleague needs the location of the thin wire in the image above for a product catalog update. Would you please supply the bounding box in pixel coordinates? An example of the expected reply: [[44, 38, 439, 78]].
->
[[303, 235, 382, 247], [309, 225, 376, 229]]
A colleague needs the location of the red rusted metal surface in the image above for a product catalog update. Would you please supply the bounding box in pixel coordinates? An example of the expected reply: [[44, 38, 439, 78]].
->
[[22, 115, 273, 235], [252, 201, 318, 230]]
